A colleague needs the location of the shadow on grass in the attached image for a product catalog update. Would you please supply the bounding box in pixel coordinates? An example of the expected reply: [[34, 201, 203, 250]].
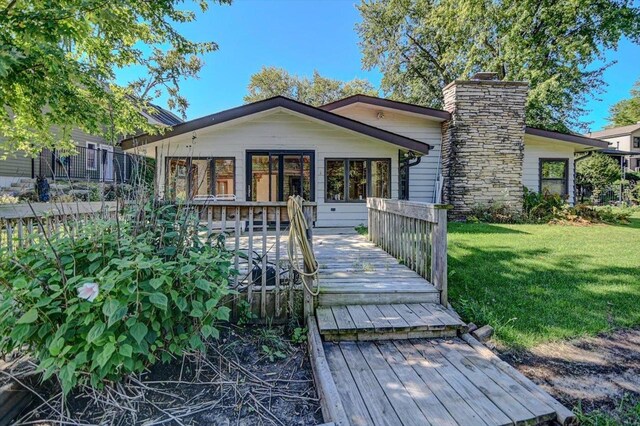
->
[[448, 244, 640, 350], [448, 222, 530, 235]]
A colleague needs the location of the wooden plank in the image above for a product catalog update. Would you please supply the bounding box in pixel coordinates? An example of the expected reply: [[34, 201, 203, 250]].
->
[[324, 343, 374, 426], [425, 303, 466, 327], [393, 340, 489, 426], [433, 340, 544, 425], [357, 342, 431, 426], [261, 207, 267, 318], [411, 340, 513, 426], [307, 317, 349, 425], [440, 339, 555, 424], [406, 303, 446, 328], [319, 292, 440, 307], [376, 304, 409, 330], [331, 306, 356, 332], [316, 308, 338, 332], [377, 341, 460, 426], [275, 207, 281, 316], [392, 304, 425, 328], [453, 336, 573, 421], [340, 341, 403, 426], [431, 207, 448, 306], [346, 305, 375, 331], [361, 305, 392, 331]]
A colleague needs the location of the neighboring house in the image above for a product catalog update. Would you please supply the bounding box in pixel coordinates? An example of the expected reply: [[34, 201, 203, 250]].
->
[[587, 123, 640, 172], [121, 73, 609, 226], [0, 104, 183, 191]]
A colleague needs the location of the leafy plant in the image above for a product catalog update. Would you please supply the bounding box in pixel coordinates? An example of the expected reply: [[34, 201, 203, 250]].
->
[[0, 194, 19, 204], [0, 204, 236, 394], [261, 345, 286, 362], [290, 327, 307, 345], [354, 224, 368, 236]]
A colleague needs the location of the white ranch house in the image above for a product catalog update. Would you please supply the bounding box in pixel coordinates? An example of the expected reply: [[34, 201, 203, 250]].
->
[[122, 73, 609, 226]]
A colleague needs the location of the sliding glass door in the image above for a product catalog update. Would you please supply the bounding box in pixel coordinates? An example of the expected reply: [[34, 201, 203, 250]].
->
[[246, 151, 314, 201]]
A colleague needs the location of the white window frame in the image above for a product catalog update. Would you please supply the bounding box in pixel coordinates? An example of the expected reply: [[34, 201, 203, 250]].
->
[[86, 142, 98, 171]]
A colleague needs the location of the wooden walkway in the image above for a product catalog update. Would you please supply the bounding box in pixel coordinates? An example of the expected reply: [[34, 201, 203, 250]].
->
[[309, 229, 574, 426]]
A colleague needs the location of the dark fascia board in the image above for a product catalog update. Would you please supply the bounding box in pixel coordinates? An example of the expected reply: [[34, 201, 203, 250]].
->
[[319, 94, 451, 121], [121, 96, 432, 154], [525, 127, 609, 149]]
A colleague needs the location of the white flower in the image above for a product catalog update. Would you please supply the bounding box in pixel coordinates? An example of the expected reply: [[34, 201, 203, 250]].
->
[[77, 282, 100, 302]]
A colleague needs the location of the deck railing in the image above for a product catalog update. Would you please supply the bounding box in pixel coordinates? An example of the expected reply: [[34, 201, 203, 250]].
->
[[36, 147, 136, 183], [190, 200, 318, 321], [1, 200, 317, 322], [0, 202, 118, 254], [366, 198, 449, 306]]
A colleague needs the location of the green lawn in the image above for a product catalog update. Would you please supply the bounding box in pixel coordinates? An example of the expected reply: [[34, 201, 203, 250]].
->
[[448, 212, 640, 349]]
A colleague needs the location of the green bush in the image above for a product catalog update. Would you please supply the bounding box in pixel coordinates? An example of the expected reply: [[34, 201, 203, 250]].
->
[[0, 205, 235, 394], [523, 187, 565, 222]]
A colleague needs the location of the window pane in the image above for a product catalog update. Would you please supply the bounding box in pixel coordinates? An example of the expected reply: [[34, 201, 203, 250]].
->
[[348, 160, 367, 201], [541, 160, 566, 179], [326, 160, 345, 201], [302, 155, 312, 200], [371, 160, 391, 198], [214, 159, 234, 196], [251, 155, 271, 201], [167, 158, 189, 201], [541, 180, 566, 196], [191, 159, 211, 197], [283, 155, 302, 198]]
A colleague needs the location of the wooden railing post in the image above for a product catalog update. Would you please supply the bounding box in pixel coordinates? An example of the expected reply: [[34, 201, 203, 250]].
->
[[303, 206, 315, 320], [431, 206, 448, 307]]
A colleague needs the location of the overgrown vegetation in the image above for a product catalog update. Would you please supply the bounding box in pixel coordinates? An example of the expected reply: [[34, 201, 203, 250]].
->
[[468, 187, 633, 225], [448, 209, 640, 349], [0, 203, 235, 394]]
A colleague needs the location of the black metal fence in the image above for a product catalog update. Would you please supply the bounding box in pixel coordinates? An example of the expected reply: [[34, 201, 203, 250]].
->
[[35, 146, 135, 183]]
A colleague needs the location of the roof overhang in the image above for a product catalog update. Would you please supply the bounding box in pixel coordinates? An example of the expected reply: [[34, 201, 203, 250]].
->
[[320, 94, 451, 122], [525, 127, 609, 149], [121, 96, 432, 154]]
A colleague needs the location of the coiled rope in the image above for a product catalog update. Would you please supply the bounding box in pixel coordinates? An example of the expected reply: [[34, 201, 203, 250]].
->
[[287, 195, 320, 296]]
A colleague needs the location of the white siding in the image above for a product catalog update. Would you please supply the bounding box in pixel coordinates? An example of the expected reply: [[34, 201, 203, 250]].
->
[[152, 109, 402, 227], [523, 136, 576, 203], [330, 104, 443, 202]]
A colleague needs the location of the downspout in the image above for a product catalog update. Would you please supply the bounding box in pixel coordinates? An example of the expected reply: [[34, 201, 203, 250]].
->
[[399, 150, 422, 200]]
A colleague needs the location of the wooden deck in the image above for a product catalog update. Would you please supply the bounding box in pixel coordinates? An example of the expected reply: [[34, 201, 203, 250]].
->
[[316, 303, 466, 341], [314, 229, 441, 306], [309, 228, 574, 426]]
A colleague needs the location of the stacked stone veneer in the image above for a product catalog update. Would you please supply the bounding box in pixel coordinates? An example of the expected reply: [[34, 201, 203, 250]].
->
[[441, 79, 529, 218]]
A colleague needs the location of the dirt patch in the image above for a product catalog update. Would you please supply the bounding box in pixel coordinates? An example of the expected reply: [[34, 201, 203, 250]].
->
[[500, 327, 640, 416], [15, 325, 322, 425]]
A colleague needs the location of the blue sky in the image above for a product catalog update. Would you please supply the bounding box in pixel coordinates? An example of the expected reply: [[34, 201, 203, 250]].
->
[[120, 0, 640, 132]]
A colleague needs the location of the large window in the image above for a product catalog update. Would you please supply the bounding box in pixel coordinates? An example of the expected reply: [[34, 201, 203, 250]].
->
[[539, 158, 568, 197], [325, 158, 391, 202], [247, 151, 314, 201], [166, 157, 235, 201]]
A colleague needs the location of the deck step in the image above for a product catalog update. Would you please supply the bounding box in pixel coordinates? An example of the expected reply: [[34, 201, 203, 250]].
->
[[318, 281, 440, 306], [316, 303, 467, 341]]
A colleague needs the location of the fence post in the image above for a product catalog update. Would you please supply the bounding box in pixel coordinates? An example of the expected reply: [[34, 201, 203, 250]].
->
[[431, 205, 449, 307]]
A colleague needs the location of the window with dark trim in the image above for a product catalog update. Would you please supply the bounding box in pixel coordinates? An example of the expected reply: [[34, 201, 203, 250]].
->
[[165, 157, 236, 201], [325, 158, 391, 202], [539, 158, 569, 197], [86, 142, 97, 171], [633, 137, 640, 149]]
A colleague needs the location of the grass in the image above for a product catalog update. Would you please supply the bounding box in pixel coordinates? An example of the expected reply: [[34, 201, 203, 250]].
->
[[448, 210, 640, 349], [575, 394, 640, 426]]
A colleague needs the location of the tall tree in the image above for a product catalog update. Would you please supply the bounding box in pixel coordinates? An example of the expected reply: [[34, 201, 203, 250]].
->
[[0, 0, 230, 155], [357, 0, 640, 132], [608, 77, 640, 126], [244, 67, 378, 106]]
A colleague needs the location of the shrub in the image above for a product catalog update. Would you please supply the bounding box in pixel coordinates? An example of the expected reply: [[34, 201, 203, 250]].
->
[[0, 205, 235, 394], [523, 187, 565, 222], [468, 202, 523, 224]]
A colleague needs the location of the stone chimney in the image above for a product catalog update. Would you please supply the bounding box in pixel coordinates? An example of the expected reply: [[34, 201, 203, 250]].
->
[[441, 73, 528, 218]]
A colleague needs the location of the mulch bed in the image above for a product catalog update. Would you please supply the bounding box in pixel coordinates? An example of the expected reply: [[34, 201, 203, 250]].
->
[[500, 327, 640, 420], [12, 325, 322, 425]]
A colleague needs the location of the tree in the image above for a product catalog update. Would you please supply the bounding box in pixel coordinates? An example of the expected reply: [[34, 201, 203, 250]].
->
[[244, 67, 378, 106], [356, 0, 640, 132], [576, 152, 621, 198], [0, 0, 230, 155], [608, 77, 640, 126]]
